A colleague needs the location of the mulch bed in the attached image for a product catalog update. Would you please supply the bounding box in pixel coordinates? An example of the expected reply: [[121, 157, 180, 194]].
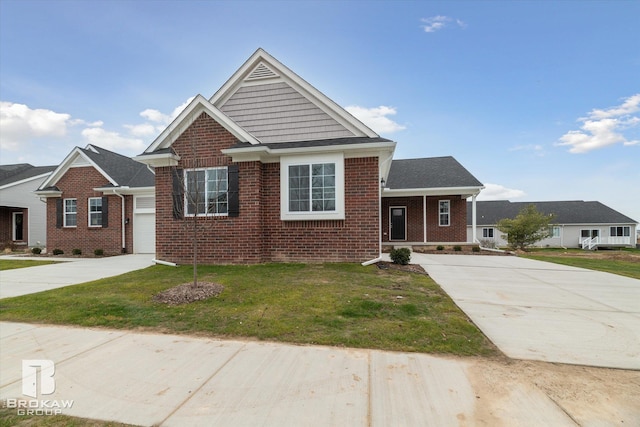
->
[[376, 261, 428, 275], [153, 282, 224, 306]]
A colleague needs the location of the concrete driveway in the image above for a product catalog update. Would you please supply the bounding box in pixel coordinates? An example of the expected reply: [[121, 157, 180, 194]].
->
[[412, 253, 640, 370], [0, 255, 155, 299]]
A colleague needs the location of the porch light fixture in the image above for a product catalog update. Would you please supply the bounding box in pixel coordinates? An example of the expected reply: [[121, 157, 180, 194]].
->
[[380, 177, 386, 188]]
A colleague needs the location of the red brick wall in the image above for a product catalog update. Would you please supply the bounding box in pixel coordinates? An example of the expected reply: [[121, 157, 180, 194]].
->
[[382, 196, 467, 243], [46, 167, 131, 255], [154, 112, 380, 264]]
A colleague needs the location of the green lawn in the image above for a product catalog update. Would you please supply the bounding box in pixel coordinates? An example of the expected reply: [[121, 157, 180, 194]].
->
[[0, 259, 59, 270], [523, 253, 640, 280], [0, 263, 495, 356]]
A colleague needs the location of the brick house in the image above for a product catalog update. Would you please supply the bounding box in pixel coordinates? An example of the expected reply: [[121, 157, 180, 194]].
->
[[135, 49, 484, 264], [35, 145, 155, 255]]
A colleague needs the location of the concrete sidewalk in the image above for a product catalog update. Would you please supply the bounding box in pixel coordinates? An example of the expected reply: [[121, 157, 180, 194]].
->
[[411, 253, 640, 370], [0, 255, 155, 299], [3, 322, 637, 426]]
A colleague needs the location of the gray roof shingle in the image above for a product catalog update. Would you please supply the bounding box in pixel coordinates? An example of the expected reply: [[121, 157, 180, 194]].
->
[[467, 200, 638, 225], [80, 145, 155, 188], [386, 157, 483, 190], [0, 164, 56, 187]]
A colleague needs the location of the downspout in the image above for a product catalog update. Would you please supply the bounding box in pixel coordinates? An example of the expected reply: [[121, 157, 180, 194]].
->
[[472, 193, 478, 244], [362, 175, 384, 266]]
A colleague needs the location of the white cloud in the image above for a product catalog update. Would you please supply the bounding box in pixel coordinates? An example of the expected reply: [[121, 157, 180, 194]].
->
[[477, 183, 526, 200], [345, 105, 406, 134], [81, 125, 146, 153], [557, 94, 640, 153], [0, 102, 70, 151], [421, 16, 466, 33]]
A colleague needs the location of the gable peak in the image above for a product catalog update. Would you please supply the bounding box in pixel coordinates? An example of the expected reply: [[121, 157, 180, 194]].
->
[[246, 61, 279, 81]]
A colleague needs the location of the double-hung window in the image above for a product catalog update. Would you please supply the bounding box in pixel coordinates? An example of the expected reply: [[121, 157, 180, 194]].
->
[[185, 167, 228, 216], [88, 197, 102, 227], [64, 198, 77, 227], [281, 154, 344, 220], [439, 200, 450, 226], [482, 227, 494, 238]]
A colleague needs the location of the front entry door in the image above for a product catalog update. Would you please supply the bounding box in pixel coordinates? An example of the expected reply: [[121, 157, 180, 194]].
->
[[390, 207, 406, 241], [13, 212, 24, 241]]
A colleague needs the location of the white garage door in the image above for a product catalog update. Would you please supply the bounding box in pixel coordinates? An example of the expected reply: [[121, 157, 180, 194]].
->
[[133, 196, 155, 254]]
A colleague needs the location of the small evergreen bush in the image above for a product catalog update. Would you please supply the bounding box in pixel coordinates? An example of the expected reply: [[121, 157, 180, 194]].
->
[[453, 245, 462, 252], [436, 245, 444, 251], [31, 247, 42, 255], [472, 246, 480, 253], [390, 247, 411, 265], [72, 248, 82, 255], [52, 249, 64, 255], [94, 249, 104, 256]]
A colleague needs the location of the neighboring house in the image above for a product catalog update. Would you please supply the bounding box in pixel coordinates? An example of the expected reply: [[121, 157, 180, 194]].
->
[[135, 48, 484, 264], [466, 200, 638, 249], [35, 145, 155, 255], [0, 164, 56, 248]]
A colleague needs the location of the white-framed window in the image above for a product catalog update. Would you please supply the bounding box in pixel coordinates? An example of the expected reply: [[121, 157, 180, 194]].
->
[[64, 198, 77, 227], [610, 226, 630, 237], [184, 167, 228, 216], [550, 226, 560, 238], [482, 227, 494, 238], [88, 197, 102, 227], [281, 154, 345, 221], [439, 200, 450, 226]]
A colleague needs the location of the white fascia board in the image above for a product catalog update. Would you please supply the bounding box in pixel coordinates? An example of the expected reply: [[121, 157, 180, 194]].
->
[[142, 95, 260, 154], [133, 152, 181, 168], [33, 189, 63, 198], [221, 141, 396, 163], [382, 186, 484, 198], [38, 147, 118, 190], [95, 186, 155, 196], [0, 172, 52, 190], [209, 48, 379, 139]]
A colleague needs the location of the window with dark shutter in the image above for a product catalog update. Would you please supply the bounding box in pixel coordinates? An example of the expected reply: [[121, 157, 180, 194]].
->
[[56, 199, 63, 228], [228, 164, 239, 217], [102, 197, 109, 228], [172, 168, 184, 219]]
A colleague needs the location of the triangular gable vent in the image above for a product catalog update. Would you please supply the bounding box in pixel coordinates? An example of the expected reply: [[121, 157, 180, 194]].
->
[[246, 62, 278, 81]]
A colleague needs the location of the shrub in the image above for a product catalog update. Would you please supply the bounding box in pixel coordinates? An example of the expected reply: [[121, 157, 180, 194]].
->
[[52, 249, 64, 255], [454, 245, 462, 252], [31, 247, 42, 255], [390, 248, 411, 265], [94, 249, 104, 257], [436, 245, 444, 251], [72, 248, 82, 255], [472, 246, 481, 253]]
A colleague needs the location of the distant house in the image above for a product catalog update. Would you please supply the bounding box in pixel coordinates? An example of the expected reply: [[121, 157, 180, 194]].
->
[[35, 145, 155, 255], [467, 200, 638, 249], [134, 48, 484, 264], [0, 164, 56, 248]]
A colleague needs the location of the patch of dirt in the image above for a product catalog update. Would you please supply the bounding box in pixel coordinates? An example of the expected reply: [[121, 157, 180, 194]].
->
[[465, 358, 640, 425], [153, 282, 224, 306], [376, 261, 428, 274]]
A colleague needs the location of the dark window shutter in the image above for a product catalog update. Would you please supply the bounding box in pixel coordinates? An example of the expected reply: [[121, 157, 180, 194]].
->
[[172, 168, 184, 220], [228, 164, 239, 217], [56, 199, 63, 228], [101, 197, 109, 228]]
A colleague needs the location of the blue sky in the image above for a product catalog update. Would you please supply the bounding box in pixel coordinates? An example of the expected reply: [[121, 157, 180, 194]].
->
[[1, 0, 639, 223]]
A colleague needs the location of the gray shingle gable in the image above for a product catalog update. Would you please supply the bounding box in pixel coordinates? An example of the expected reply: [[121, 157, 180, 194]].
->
[[386, 157, 483, 190], [467, 200, 638, 225], [0, 164, 56, 187], [81, 145, 154, 188]]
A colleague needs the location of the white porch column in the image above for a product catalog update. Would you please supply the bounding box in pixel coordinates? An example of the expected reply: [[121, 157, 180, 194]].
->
[[423, 195, 427, 243], [472, 193, 478, 243]]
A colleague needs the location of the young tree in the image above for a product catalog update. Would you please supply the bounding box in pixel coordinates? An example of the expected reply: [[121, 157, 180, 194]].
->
[[496, 204, 555, 250]]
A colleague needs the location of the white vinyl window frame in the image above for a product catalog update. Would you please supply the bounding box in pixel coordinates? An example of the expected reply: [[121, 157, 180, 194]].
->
[[88, 197, 103, 228], [280, 153, 345, 221], [184, 167, 229, 217], [610, 226, 630, 237], [64, 198, 77, 228], [550, 226, 561, 238], [438, 200, 450, 227], [482, 227, 494, 238]]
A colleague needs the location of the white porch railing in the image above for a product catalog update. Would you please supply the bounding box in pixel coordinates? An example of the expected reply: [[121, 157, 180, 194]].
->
[[581, 236, 599, 250]]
